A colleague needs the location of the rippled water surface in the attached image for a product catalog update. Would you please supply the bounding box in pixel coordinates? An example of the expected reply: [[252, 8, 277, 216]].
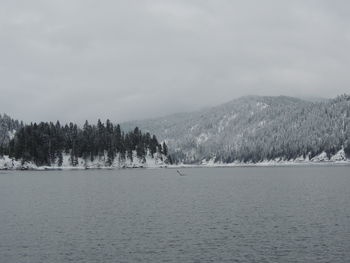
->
[[1, 167, 350, 262]]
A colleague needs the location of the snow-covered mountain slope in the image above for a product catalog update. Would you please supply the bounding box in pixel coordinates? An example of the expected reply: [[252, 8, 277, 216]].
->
[[122, 95, 350, 164]]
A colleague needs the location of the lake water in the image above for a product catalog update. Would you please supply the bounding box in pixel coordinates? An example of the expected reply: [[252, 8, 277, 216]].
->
[[0, 167, 350, 263]]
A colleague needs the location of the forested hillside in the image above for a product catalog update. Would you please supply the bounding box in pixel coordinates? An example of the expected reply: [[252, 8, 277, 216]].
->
[[2, 94, 350, 167], [0, 120, 170, 167], [122, 95, 350, 164]]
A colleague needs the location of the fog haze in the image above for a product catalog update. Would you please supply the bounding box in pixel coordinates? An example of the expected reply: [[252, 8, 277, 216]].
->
[[1, 0, 350, 123]]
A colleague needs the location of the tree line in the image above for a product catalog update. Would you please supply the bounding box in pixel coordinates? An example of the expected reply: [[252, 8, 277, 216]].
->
[[0, 119, 170, 166]]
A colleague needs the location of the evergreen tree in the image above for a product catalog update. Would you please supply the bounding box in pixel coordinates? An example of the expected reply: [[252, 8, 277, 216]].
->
[[162, 142, 168, 156]]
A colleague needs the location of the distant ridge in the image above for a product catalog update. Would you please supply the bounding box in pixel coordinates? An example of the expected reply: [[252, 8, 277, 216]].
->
[[121, 94, 350, 164]]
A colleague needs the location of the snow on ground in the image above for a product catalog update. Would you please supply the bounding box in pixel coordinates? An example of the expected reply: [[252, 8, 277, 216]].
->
[[311, 151, 329, 162], [0, 155, 37, 170], [186, 149, 350, 168], [330, 149, 347, 161], [0, 151, 168, 170], [1, 149, 349, 171]]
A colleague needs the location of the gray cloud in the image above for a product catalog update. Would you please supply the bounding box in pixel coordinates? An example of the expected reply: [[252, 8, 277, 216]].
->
[[1, 0, 350, 123]]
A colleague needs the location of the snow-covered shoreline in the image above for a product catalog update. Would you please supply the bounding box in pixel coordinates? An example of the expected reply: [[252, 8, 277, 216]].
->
[[1, 161, 349, 171], [193, 149, 350, 168], [171, 149, 350, 168], [1, 150, 350, 171], [170, 160, 350, 169], [0, 151, 169, 171]]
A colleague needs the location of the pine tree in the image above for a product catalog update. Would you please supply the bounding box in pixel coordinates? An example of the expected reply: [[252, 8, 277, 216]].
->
[[162, 142, 168, 156]]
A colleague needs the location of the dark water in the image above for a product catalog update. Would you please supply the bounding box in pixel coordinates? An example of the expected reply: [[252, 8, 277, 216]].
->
[[0, 167, 350, 263]]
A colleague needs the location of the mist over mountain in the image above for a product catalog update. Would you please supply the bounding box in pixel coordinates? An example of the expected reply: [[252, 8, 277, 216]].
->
[[122, 95, 350, 164]]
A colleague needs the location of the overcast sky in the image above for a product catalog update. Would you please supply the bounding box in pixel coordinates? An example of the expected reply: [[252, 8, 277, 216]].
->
[[1, 0, 350, 123]]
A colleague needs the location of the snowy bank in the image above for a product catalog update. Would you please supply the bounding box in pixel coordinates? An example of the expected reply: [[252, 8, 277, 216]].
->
[[0, 151, 169, 170], [174, 149, 350, 168], [1, 149, 349, 170]]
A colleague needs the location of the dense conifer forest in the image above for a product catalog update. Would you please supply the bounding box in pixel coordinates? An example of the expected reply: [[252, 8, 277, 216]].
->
[[2, 95, 350, 166], [0, 119, 170, 166], [122, 95, 350, 163]]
